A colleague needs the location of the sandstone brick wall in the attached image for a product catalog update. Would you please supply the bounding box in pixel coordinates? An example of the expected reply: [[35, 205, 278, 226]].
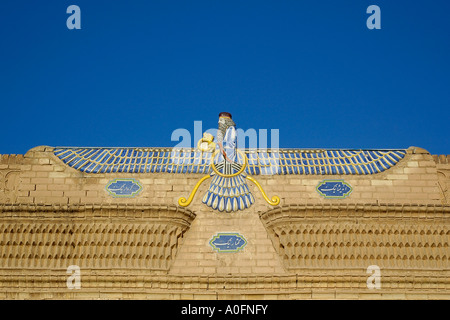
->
[[0, 146, 442, 207], [169, 209, 285, 275], [0, 145, 448, 299]]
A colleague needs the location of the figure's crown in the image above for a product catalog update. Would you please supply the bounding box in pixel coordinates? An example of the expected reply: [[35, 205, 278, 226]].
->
[[219, 112, 232, 119]]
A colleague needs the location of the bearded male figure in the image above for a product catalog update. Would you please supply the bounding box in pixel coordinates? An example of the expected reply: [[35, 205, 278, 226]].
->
[[202, 112, 255, 212]]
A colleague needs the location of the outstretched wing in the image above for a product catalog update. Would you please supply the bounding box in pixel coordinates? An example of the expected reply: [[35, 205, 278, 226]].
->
[[53, 148, 212, 174], [53, 147, 406, 175], [245, 149, 407, 175]]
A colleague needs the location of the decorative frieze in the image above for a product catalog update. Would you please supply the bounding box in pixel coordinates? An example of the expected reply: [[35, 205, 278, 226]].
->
[[0, 170, 20, 202], [260, 204, 449, 270], [0, 204, 195, 271]]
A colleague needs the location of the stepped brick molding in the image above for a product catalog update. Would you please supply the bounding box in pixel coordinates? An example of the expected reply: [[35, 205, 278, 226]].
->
[[1, 271, 449, 300], [0, 204, 195, 271], [260, 204, 449, 270]]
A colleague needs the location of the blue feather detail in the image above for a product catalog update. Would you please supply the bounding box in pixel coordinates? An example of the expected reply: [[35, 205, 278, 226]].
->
[[202, 174, 255, 212], [53, 147, 407, 175]]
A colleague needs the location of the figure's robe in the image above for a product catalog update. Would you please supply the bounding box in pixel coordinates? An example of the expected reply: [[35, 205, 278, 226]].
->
[[203, 126, 255, 212]]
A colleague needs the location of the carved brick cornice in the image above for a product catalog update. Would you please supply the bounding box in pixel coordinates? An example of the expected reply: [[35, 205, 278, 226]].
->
[[0, 269, 449, 292], [260, 203, 450, 226], [0, 203, 196, 226], [0, 204, 196, 271], [259, 204, 449, 271]]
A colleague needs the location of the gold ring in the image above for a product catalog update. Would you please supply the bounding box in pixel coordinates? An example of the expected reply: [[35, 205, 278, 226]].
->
[[210, 149, 248, 177], [197, 137, 215, 152]]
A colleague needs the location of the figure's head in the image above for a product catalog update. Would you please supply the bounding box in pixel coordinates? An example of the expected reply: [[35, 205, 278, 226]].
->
[[217, 112, 235, 143], [218, 112, 234, 126], [218, 112, 233, 126]]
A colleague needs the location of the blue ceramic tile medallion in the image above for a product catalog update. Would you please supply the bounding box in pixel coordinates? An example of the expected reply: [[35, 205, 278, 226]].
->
[[210, 233, 247, 252], [316, 180, 353, 199], [106, 178, 143, 198]]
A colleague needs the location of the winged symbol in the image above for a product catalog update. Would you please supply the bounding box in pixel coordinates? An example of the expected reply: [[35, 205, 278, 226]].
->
[[178, 112, 280, 212]]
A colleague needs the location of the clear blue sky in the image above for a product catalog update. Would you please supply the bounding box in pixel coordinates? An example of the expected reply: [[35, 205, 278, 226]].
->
[[1, 0, 449, 154]]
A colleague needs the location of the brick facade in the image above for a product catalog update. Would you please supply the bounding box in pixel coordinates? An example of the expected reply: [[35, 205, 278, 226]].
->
[[0, 145, 448, 299]]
